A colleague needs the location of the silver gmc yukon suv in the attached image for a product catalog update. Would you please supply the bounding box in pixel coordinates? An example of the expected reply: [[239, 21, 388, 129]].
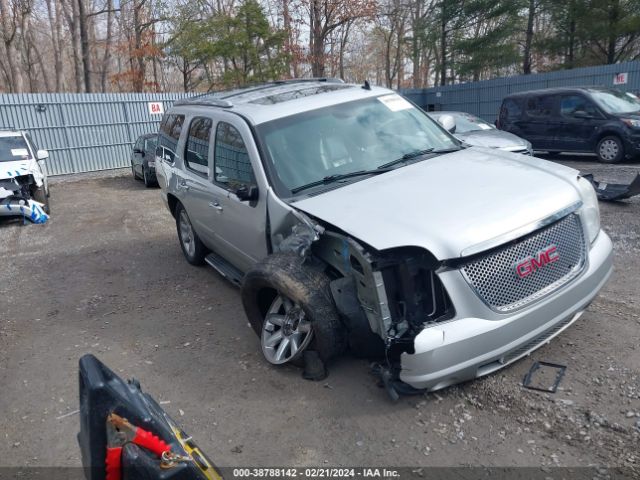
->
[[156, 79, 613, 396]]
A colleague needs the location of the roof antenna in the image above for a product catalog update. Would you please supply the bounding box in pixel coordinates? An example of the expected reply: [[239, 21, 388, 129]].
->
[[362, 80, 371, 90]]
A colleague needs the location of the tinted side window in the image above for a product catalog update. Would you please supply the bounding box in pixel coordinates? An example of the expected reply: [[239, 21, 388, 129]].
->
[[214, 122, 256, 190], [134, 137, 144, 151], [158, 114, 184, 163], [500, 99, 522, 124], [560, 95, 600, 117], [526, 96, 555, 117], [184, 117, 212, 176]]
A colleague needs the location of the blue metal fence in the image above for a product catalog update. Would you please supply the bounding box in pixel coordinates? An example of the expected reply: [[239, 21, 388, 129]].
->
[[401, 61, 640, 123], [0, 93, 193, 175], [4, 64, 639, 176]]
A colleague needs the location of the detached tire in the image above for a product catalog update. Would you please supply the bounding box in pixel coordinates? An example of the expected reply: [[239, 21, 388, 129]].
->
[[32, 185, 50, 214], [175, 202, 206, 265], [242, 253, 346, 365], [597, 135, 624, 163]]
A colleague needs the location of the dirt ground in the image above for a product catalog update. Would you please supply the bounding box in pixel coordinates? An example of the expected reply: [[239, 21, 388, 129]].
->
[[0, 154, 638, 471]]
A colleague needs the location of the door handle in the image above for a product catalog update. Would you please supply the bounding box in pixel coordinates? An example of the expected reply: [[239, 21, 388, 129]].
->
[[209, 201, 223, 211], [178, 180, 190, 191]]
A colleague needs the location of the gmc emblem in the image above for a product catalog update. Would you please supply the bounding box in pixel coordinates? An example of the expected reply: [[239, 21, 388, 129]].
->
[[515, 245, 560, 278]]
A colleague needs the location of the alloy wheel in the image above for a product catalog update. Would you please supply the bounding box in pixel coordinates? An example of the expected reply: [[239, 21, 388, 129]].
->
[[261, 294, 313, 364], [179, 210, 195, 258]]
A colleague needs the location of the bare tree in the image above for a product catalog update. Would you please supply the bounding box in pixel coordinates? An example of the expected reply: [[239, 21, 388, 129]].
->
[[0, 0, 28, 92]]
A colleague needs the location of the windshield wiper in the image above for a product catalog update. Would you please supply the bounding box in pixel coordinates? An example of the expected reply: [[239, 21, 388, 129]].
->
[[377, 145, 463, 170], [376, 148, 435, 169], [291, 168, 391, 194]]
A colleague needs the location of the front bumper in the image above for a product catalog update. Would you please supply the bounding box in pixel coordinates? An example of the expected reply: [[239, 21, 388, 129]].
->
[[400, 231, 613, 391], [622, 133, 640, 157]]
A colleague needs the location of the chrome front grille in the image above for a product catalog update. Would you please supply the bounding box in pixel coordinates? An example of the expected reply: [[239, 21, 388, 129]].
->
[[461, 214, 587, 312]]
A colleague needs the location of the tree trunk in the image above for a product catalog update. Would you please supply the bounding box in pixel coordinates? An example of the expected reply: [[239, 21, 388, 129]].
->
[[411, 0, 422, 88], [46, 0, 64, 91], [439, 1, 447, 86], [77, 0, 92, 92], [606, 0, 619, 64], [0, 0, 25, 92], [30, 30, 52, 92], [100, 0, 114, 92], [62, 0, 84, 92], [523, 0, 535, 74], [338, 21, 351, 80], [310, 0, 324, 77], [133, 0, 145, 91]]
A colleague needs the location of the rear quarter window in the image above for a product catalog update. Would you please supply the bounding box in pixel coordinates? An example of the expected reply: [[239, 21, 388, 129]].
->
[[158, 114, 185, 163]]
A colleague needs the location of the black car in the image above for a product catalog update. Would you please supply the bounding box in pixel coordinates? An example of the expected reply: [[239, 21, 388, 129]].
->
[[131, 133, 158, 187], [497, 86, 640, 163]]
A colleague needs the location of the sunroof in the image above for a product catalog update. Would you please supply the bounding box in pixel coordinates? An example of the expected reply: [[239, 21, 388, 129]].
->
[[249, 84, 351, 105]]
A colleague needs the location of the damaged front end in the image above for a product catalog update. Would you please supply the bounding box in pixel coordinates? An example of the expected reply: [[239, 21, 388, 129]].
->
[[269, 198, 453, 399], [0, 177, 48, 224], [311, 234, 454, 398]]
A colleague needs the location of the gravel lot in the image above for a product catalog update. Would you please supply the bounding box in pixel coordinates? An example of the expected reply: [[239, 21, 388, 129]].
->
[[0, 155, 639, 471]]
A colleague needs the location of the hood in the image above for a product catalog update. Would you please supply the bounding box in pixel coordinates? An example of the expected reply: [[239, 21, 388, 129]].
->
[[456, 129, 528, 149], [611, 111, 640, 120], [293, 147, 581, 260], [0, 159, 43, 186]]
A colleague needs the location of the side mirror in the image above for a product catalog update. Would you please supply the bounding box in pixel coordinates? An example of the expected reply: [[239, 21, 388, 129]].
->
[[235, 184, 259, 201], [438, 114, 457, 133], [36, 149, 49, 160], [133, 148, 144, 156], [573, 110, 592, 119]]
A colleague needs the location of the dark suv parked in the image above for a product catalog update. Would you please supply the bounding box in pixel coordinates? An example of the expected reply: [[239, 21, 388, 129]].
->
[[497, 86, 640, 163]]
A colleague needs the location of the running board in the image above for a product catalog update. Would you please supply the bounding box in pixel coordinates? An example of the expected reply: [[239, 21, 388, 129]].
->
[[205, 252, 244, 287]]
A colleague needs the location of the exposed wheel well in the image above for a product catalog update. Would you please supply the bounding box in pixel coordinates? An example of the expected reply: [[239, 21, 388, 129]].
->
[[597, 131, 622, 145], [167, 194, 178, 218], [256, 287, 278, 318]]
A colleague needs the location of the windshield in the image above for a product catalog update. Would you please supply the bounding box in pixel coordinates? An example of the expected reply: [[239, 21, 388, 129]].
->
[[0, 136, 31, 162], [431, 112, 495, 133], [256, 95, 458, 196], [590, 89, 640, 114]]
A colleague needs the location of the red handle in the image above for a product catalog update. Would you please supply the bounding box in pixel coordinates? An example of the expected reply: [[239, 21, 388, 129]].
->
[[105, 446, 122, 480], [132, 428, 171, 457]]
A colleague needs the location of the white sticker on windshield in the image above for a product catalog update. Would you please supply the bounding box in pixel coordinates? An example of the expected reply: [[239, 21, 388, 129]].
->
[[11, 148, 29, 156], [377, 94, 413, 112], [626, 92, 639, 100], [478, 124, 492, 130]]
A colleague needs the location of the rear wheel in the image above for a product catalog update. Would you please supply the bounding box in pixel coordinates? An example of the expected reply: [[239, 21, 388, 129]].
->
[[597, 136, 624, 163], [175, 203, 206, 265], [143, 167, 153, 188]]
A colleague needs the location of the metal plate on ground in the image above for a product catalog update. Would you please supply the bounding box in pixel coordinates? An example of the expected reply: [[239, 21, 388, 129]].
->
[[522, 361, 566, 393]]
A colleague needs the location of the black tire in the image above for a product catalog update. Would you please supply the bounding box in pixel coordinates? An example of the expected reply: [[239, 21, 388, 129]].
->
[[596, 135, 624, 163], [143, 167, 153, 188], [32, 185, 50, 214], [241, 253, 347, 364], [174, 202, 206, 265]]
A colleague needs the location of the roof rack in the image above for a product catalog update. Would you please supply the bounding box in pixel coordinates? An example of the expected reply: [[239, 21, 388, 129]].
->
[[174, 77, 346, 108], [173, 97, 233, 108]]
